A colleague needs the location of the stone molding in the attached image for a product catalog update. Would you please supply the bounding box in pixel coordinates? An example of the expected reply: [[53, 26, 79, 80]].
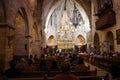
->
[[0, 23, 15, 30]]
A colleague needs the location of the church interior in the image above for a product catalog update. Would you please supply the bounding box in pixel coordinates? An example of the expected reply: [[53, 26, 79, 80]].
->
[[0, 0, 120, 80]]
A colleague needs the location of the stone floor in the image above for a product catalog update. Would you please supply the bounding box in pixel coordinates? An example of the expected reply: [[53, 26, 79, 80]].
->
[[85, 62, 112, 80]]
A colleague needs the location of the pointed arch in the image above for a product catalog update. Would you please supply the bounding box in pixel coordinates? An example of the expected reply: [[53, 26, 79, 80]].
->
[[0, 0, 6, 22], [47, 35, 56, 46], [16, 7, 29, 35], [94, 32, 100, 52], [13, 7, 29, 56], [76, 35, 85, 45], [105, 31, 114, 51]]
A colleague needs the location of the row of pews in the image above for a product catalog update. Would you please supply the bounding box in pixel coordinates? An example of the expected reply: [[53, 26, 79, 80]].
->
[[8, 75, 109, 80], [89, 56, 120, 71], [8, 69, 109, 80], [21, 69, 97, 77], [9, 56, 109, 80]]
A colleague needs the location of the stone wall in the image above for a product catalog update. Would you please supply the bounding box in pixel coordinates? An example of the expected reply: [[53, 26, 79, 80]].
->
[[92, 0, 120, 52], [0, 0, 41, 68]]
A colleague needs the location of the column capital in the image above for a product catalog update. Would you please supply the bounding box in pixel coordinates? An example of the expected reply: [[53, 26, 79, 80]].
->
[[0, 23, 15, 30]]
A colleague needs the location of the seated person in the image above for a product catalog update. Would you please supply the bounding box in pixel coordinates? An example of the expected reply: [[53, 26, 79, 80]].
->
[[16, 58, 26, 71], [39, 59, 48, 71], [75, 57, 89, 72], [50, 60, 59, 71], [33, 54, 39, 63], [24, 59, 36, 72], [55, 62, 79, 80], [5, 60, 21, 78], [109, 64, 120, 80]]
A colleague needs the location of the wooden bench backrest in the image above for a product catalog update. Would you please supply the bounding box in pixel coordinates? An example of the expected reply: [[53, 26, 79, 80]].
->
[[21, 71, 47, 77], [8, 75, 109, 80], [71, 69, 97, 76], [21, 69, 97, 78]]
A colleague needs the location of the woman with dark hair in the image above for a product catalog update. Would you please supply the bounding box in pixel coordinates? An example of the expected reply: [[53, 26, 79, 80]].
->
[[24, 59, 36, 72]]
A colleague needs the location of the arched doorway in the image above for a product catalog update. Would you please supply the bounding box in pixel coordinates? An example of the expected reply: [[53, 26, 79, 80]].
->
[[105, 31, 114, 51], [47, 35, 57, 54], [14, 8, 29, 57], [94, 32, 100, 52], [47, 35, 56, 46], [0, 0, 6, 22], [77, 35, 85, 45], [75, 35, 86, 52]]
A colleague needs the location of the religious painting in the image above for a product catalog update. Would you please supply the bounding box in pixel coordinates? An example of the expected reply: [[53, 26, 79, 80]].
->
[[116, 29, 120, 44]]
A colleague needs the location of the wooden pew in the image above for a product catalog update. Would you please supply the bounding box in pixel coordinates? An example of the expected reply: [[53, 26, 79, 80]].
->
[[71, 68, 97, 76], [91, 56, 120, 71], [21, 69, 97, 78], [8, 75, 109, 80], [21, 71, 47, 77]]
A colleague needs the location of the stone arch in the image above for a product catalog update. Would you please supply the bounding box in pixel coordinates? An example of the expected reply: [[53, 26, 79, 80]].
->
[[13, 7, 29, 56], [75, 34, 86, 52], [45, 0, 90, 42], [94, 32, 100, 52], [47, 35, 56, 46], [0, 0, 6, 22], [15, 7, 29, 35], [45, 0, 90, 30], [105, 31, 114, 51]]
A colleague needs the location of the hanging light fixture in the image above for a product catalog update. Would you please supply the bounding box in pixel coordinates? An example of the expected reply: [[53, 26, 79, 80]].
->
[[72, 2, 84, 29], [72, 3, 78, 28], [64, 0, 66, 11], [63, 0, 67, 28]]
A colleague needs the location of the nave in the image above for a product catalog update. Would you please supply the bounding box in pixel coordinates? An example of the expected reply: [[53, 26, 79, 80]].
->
[[2, 52, 119, 80], [0, 0, 120, 80]]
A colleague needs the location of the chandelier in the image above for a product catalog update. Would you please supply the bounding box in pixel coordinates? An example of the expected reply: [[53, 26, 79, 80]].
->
[[72, 3, 84, 28], [60, 0, 85, 30]]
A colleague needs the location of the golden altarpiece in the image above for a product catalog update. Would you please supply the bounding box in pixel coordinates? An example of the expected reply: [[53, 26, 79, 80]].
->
[[57, 25, 75, 49]]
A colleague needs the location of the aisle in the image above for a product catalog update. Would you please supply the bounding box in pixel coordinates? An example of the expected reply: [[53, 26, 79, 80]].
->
[[84, 61, 112, 80]]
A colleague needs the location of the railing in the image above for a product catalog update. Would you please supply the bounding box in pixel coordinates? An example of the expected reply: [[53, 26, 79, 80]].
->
[[96, 11, 116, 30]]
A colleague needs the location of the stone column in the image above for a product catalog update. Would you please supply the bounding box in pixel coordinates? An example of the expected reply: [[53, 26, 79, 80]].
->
[[30, 40, 41, 57], [0, 23, 15, 69]]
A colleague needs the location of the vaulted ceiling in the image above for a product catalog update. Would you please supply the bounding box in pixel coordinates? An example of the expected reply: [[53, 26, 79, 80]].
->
[[33, 0, 91, 27], [31, 0, 92, 46]]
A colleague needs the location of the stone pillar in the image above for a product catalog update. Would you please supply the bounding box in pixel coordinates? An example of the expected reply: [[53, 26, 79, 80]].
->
[[30, 40, 41, 57], [0, 23, 15, 69], [25, 35, 32, 57]]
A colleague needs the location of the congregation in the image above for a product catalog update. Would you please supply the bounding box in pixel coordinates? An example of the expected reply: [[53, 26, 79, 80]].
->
[[0, 51, 120, 80]]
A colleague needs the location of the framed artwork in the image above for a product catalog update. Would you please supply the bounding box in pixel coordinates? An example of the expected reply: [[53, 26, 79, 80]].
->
[[116, 29, 120, 44]]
